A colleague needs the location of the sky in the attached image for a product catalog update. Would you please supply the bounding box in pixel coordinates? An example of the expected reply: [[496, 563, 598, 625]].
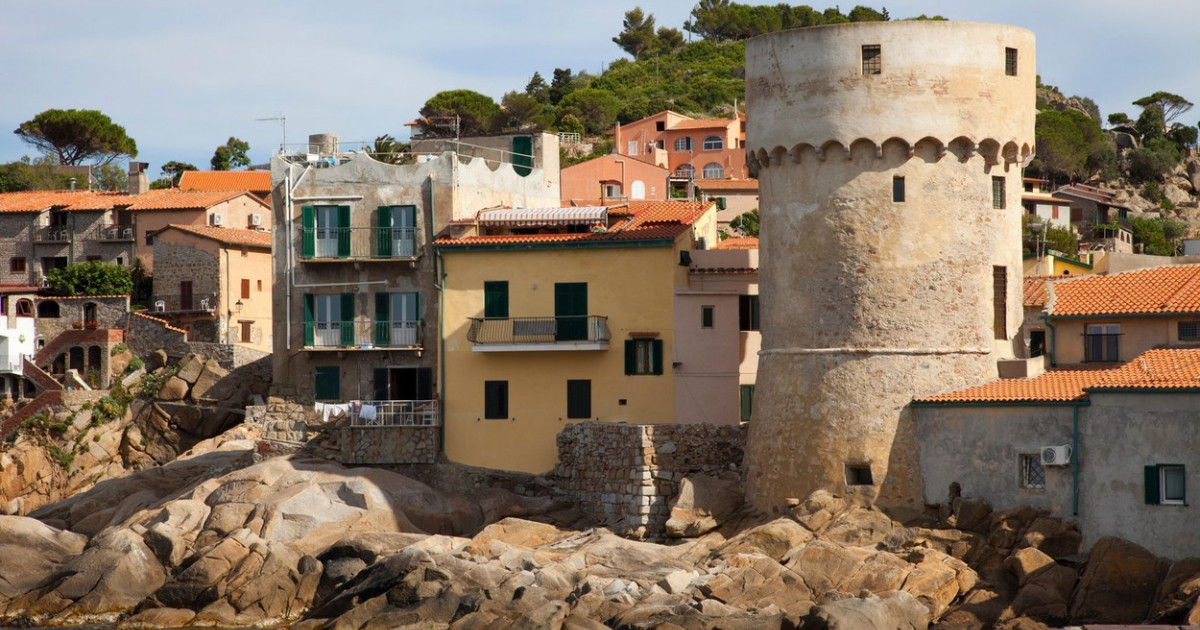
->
[[2, 1, 1198, 179]]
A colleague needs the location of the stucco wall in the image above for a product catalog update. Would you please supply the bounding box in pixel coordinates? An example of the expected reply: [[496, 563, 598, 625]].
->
[[1049, 317, 1200, 366], [561, 154, 670, 204], [743, 21, 1035, 513], [0, 214, 37, 286], [132, 195, 268, 272]]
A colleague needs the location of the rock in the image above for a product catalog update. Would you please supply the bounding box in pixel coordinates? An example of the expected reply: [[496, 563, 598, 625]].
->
[[176, 354, 205, 384], [664, 474, 744, 538], [658, 569, 695, 595], [145, 349, 168, 372], [468, 517, 576, 553], [803, 591, 930, 630], [987, 506, 1043, 553], [935, 586, 1011, 630], [952, 497, 992, 534], [1148, 557, 1200, 623], [818, 506, 898, 546], [703, 553, 813, 622], [116, 606, 196, 629], [1005, 547, 1057, 587], [30, 528, 167, 618], [713, 517, 813, 562], [1015, 517, 1080, 559], [0, 516, 87, 598], [1069, 536, 1168, 624], [189, 360, 228, 403], [900, 548, 976, 619], [792, 490, 849, 532], [157, 376, 189, 402], [109, 351, 132, 380]]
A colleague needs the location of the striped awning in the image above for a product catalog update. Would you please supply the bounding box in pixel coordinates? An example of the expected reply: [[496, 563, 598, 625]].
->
[[478, 206, 607, 227]]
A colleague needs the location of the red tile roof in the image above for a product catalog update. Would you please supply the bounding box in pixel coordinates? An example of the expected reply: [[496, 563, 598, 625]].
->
[[0, 189, 268, 213], [154, 224, 272, 248], [915, 348, 1200, 404], [1023, 276, 1053, 308], [624, 200, 711, 226], [716, 236, 759, 250], [0, 191, 125, 213], [178, 170, 271, 194], [694, 178, 759, 191], [435, 201, 712, 248], [1049, 265, 1200, 317], [669, 118, 739, 130], [126, 189, 269, 211]]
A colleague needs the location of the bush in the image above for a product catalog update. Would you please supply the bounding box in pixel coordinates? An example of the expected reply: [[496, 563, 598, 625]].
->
[[110, 342, 128, 356], [46, 261, 133, 296], [126, 356, 144, 373]]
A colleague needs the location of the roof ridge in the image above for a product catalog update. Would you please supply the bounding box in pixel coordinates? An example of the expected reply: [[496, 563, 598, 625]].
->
[[1161, 265, 1200, 310]]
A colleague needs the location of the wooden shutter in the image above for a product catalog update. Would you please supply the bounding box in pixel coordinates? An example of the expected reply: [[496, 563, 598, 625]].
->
[[625, 340, 636, 375], [567, 380, 591, 419], [512, 136, 533, 177], [340, 293, 355, 346], [337, 205, 351, 257], [740, 384, 755, 421], [484, 281, 508, 319], [376, 206, 392, 257], [301, 205, 315, 258], [303, 294, 314, 346], [651, 339, 664, 375], [1145, 465, 1161, 505], [374, 292, 389, 346]]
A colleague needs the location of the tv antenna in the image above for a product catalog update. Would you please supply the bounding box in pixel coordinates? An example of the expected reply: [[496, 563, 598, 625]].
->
[[256, 113, 286, 154]]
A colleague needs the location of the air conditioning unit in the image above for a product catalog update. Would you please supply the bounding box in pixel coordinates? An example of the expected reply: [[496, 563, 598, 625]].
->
[[210, 214, 224, 226], [1040, 445, 1072, 466], [249, 213, 263, 227]]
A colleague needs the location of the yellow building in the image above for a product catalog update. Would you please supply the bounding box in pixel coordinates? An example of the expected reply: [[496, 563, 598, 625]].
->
[[435, 201, 717, 473]]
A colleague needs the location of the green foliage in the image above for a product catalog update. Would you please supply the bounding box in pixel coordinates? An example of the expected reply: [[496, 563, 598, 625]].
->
[[211, 137, 250, 170], [1029, 108, 1113, 183], [13, 108, 138, 165], [1108, 112, 1132, 126], [1022, 215, 1078, 258], [1131, 215, 1186, 256], [91, 394, 127, 425], [1142, 180, 1164, 204], [419, 89, 501, 137], [1135, 104, 1165, 142], [1127, 137, 1182, 184], [613, 7, 659, 60], [137, 366, 177, 399], [364, 134, 410, 164], [127, 356, 144, 373], [498, 92, 546, 131], [111, 342, 128, 356], [1133, 91, 1194, 129], [558, 88, 621, 135], [46, 261, 133, 296], [560, 139, 613, 168], [549, 68, 576, 106], [153, 161, 197, 188], [524, 72, 549, 104], [729, 209, 759, 236], [0, 156, 79, 192], [47, 444, 74, 470], [93, 163, 126, 191]]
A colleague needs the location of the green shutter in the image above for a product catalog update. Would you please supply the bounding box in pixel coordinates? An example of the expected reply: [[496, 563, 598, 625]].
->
[[303, 294, 314, 346], [740, 384, 755, 421], [301, 205, 315, 259], [484, 281, 508, 319], [652, 339, 664, 375], [374, 292, 390, 346], [376, 206, 392, 257], [340, 293, 355, 346], [625, 340, 636, 375], [337, 205, 351, 257], [314, 366, 340, 400], [1145, 465, 1161, 505], [512, 136, 533, 177]]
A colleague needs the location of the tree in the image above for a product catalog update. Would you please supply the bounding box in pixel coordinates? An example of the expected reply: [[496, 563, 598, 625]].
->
[[1108, 112, 1132, 127], [558, 88, 621, 135], [211, 137, 250, 170], [1130, 215, 1185, 256], [0, 156, 72, 192], [499, 92, 544, 130], [525, 72, 550, 104], [153, 161, 197, 188], [418, 89, 501, 137], [1133, 91, 1193, 130], [1127, 137, 1181, 184], [848, 6, 889, 22], [1022, 215, 1077, 258], [549, 68, 575, 106], [364, 135, 410, 164], [729, 209, 759, 236], [614, 7, 659, 60], [13, 108, 137, 166], [93, 164, 126, 191], [46, 261, 133, 296], [1030, 108, 1113, 184]]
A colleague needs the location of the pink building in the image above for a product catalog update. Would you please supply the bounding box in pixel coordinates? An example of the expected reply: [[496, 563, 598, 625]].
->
[[561, 153, 670, 206], [613, 110, 749, 192]]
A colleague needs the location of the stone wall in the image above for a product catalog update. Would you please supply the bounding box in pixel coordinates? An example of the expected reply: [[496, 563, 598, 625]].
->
[[246, 399, 309, 443], [35, 296, 128, 343], [124, 312, 189, 358], [553, 422, 745, 538], [339, 426, 438, 465]]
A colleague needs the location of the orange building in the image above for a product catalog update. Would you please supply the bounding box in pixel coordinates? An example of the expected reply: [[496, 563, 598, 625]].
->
[[613, 110, 748, 187], [560, 153, 671, 206]]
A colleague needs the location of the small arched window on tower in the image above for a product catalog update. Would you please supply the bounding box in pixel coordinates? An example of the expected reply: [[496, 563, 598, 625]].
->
[[861, 44, 881, 75]]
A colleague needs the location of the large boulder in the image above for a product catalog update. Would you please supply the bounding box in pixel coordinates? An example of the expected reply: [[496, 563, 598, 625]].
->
[[803, 591, 930, 630], [1000, 547, 1076, 623], [189, 360, 229, 403], [0, 516, 87, 599], [664, 474, 743, 538], [1069, 536, 1168, 624], [157, 376, 189, 402], [711, 517, 813, 562], [1148, 558, 1200, 624], [175, 354, 205, 384]]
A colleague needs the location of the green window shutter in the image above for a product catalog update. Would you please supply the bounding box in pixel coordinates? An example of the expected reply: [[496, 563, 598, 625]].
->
[[340, 293, 355, 346], [301, 205, 315, 259], [624, 340, 636, 375], [303, 294, 314, 346], [337, 205, 351, 257], [740, 384, 755, 421], [484, 281, 508, 319], [376, 206, 392, 257], [314, 366, 340, 400], [1145, 465, 1161, 505], [652, 339, 664, 375], [374, 292, 390, 346], [512, 136, 533, 177]]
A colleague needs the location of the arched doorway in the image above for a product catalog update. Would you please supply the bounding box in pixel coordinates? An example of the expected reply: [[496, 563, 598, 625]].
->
[[88, 346, 102, 378], [83, 302, 98, 324], [36, 300, 59, 318], [69, 346, 84, 372]]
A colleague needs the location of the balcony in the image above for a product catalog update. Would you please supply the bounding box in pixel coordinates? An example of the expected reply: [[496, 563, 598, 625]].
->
[[35, 226, 70, 243], [347, 399, 438, 427], [151, 293, 218, 313], [300, 227, 417, 261], [94, 224, 134, 242], [467, 315, 610, 352], [304, 320, 422, 350]]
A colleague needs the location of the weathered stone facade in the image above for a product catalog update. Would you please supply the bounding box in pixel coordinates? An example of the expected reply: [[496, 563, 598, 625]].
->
[[553, 421, 745, 537], [122, 312, 189, 358], [34, 295, 128, 343], [0, 213, 38, 286], [246, 399, 310, 444], [743, 21, 1035, 513], [339, 426, 438, 465]]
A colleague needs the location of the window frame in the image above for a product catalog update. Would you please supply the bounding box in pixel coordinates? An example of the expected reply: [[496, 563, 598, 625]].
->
[[566, 379, 591, 419], [739, 294, 760, 332], [1084, 323, 1121, 362], [1179, 321, 1200, 342], [701, 305, 715, 329], [1146, 464, 1186, 505], [1005, 47, 1019, 76], [702, 162, 724, 179], [892, 176, 905, 203], [484, 380, 509, 419], [673, 137, 694, 152], [674, 164, 695, 179], [1020, 454, 1045, 489], [992, 176, 1006, 210], [9, 257, 25, 273], [624, 338, 664, 376], [861, 44, 881, 75], [740, 384, 755, 421], [702, 135, 723, 151], [484, 281, 509, 319], [993, 266, 1007, 340]]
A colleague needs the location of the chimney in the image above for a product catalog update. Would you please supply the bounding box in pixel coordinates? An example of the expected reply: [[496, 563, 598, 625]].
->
[[613, 121, 621, 154], [128, 162, 149, 195]]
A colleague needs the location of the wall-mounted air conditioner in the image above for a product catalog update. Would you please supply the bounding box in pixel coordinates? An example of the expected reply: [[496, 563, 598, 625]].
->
[[1040, 445, 1072, 466], [249, 213, 263, 227], [210, 214, 224, 226]]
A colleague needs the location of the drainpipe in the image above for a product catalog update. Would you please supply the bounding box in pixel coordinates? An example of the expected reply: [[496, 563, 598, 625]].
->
[[429, 173, 446, 455], [224, 248, 232, 344], [1072, 402, 1081, 516], [1042, 314, 1056, 367]]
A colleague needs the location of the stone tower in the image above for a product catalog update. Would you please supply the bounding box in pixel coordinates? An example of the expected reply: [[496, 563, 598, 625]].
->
[[743, 22, 1035, 513]]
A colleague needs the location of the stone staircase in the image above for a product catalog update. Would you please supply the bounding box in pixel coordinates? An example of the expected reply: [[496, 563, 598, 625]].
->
[[0, 359, 65, 440]]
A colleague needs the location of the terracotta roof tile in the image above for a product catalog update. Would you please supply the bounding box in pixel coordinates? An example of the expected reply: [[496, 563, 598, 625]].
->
[[669, 118, 738, 130], [178, 170, 271, 193], [1089, 348, 1200, 391], [915, 368, 1104, 403], [436, 201, 710, 248], [126, 189, 267, 211], [1023, 276, 1053, 308], [694, 178, 759, 191], [0, 190, 130, 213], [155, 224, 272, 248], [1049, 265, 1200, 316], [625, 200, 711, 226], [716, 236, 759, 250]]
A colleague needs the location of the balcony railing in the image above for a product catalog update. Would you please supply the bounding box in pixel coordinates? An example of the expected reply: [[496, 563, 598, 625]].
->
[[304, 320, 421, 349], [467, 315, 610, 349], [94, 224, 134, 241], [151, 292, 219, 313], [35, 226, 71, 242], [348, 399, 438, 427], [300, 227, 417, 260]]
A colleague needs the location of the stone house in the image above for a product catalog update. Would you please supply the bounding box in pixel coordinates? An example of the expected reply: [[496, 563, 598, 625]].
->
[[269, 132, 561, 464], [433, 200, 720, 474], [148, 224, 272, 352], [915, 346, 1200, 560]]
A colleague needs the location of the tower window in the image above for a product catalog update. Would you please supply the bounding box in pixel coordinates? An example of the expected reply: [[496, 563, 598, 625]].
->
[[993, 266, 1007, 340], [992, 176, 1006, 209], [1005, 47, 1018, 76], [861, 45, 881, 75], [845, 464, 874, 485], [892, 176, 905, 203], [701, 305, 714, 329]]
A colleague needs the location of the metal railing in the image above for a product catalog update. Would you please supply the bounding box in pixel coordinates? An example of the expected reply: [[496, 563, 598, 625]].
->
[[467, 315, 610, 346], [151, 292, 219, 312], [35, 226, 70, 242], [348, 399, 439, 427], [300, 227, 417, 260], [304, 320, 422, 348], [0, 356, 24, 374], [94, 224, 135, 241]]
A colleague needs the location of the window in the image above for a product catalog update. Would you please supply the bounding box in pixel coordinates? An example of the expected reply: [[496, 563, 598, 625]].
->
[[993, 266, 1007, 340], [845, 464, 874, 485], [604, 183, 623, 199], [239, 321, 252, 343], [1085, 324, 1120, 362], [303, 293, 355, 347], [484, 380, 508, 419], [15, 299, 33, 317], [739, 295, 760, 331], [892, 176, 905, 203], [301, 205, 351, 258], [555, 283, 588, 342], [702, 136, 723, 151], [992, 176, 1006, 209], [36, 301, 60, 318], [484, 281, 509, 319], [702, 163, 724, 179], [674, 137, 694, 152], [701, 305, 714, 329], [9, 257, 25, 273], [257, 280, 263, 291], [675, 164, 695, 179], [374, 292, 420, 346], [740, 384, 755, 421], [376, 205, 417, 257], [656, 121, 665, 132], [1020, 455, 1045, 489], [1180, 321, 1200, 341], [861, 44, 881, 75], [567, 380, 591, 419], [625, 338, 664, 375], [1005, 47, 1018, 76], [314, 366, 340, 401], [1146, 464, 1186, 505], [627, 141, 639, 156], [241, 279, 251, 300]]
